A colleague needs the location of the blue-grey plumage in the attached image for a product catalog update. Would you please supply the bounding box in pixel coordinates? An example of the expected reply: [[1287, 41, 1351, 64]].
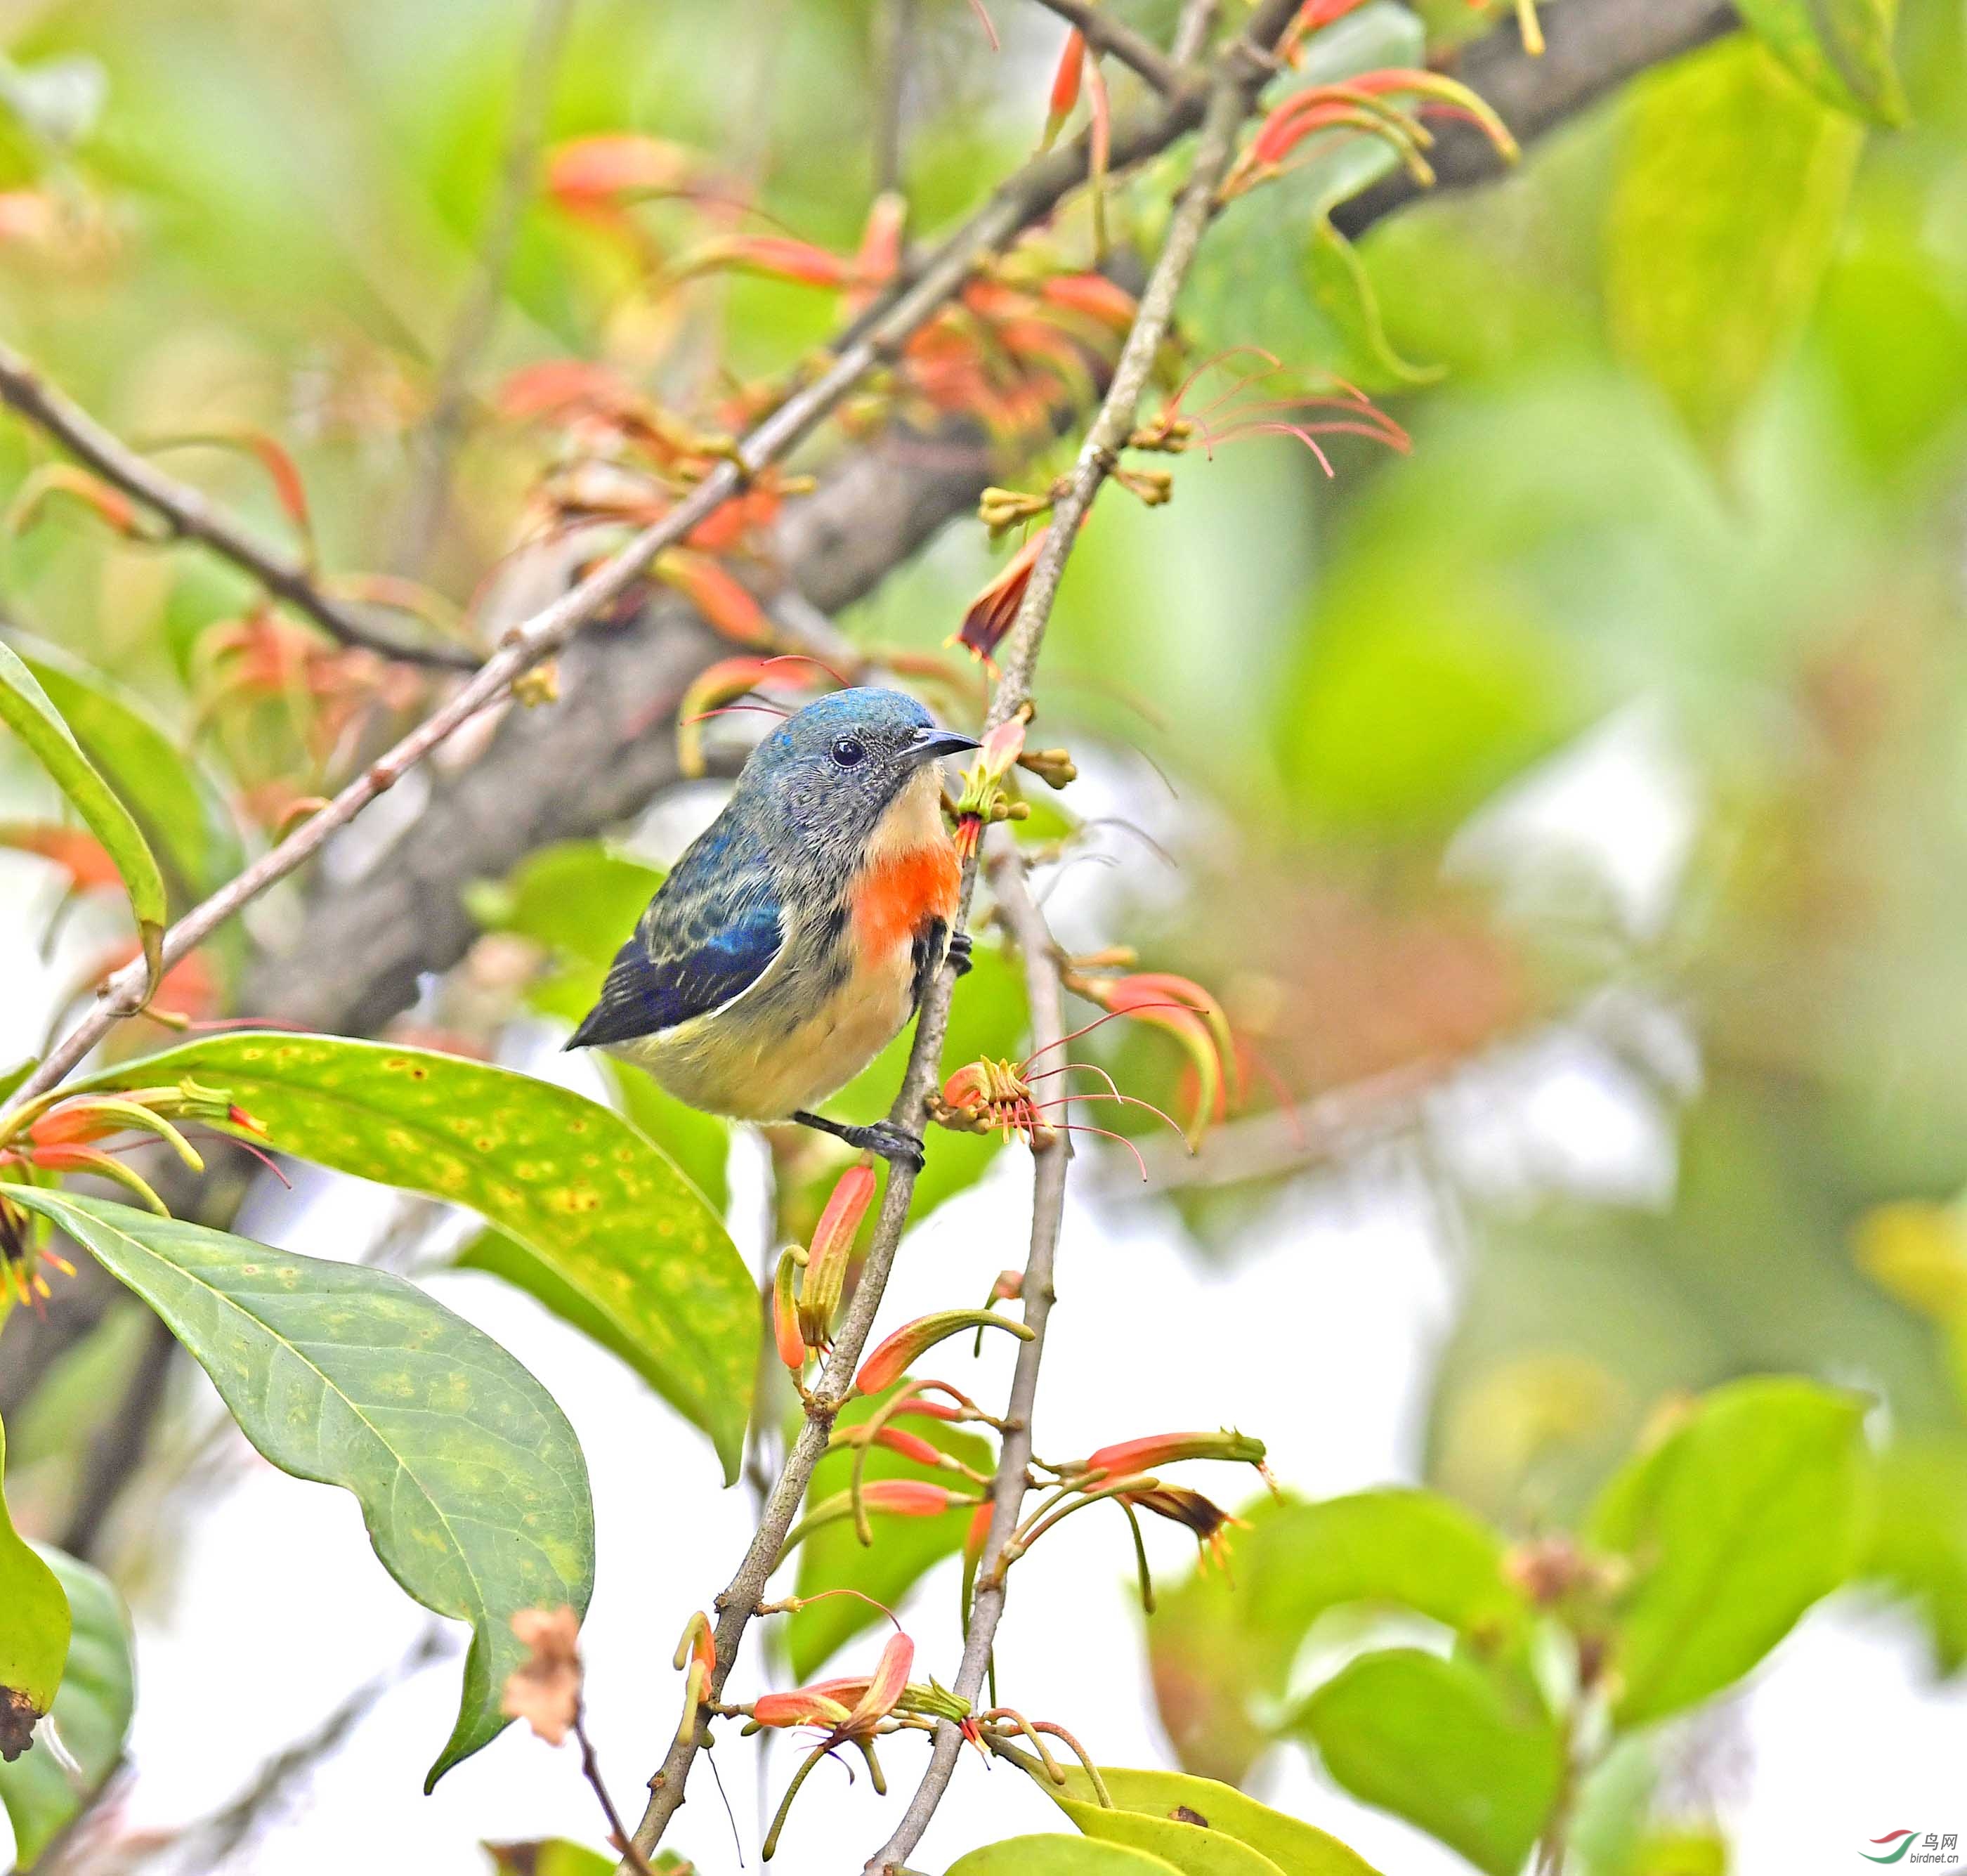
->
[[566, 689, 978, 1164]]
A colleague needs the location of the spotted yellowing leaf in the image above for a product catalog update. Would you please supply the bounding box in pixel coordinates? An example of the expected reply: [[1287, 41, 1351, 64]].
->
[[0, 1186, 595, 1790], [79, 1034, 756, 1480], [1053, 1768, 1380, 1876], [945, 1839, 1185, 1875]]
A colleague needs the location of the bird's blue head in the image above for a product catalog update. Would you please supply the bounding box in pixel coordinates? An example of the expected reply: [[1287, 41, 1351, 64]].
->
[[734, 687, 978, 856]]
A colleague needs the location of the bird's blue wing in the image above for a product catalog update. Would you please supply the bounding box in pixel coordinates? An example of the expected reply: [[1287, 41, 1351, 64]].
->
[[566, 826, 784, 1050]]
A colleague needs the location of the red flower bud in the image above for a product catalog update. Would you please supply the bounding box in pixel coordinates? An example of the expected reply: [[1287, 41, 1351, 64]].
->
[[856, 1308, 1034, 1395], [1040, 30, 1085, 151], [861, 1478, 962, 1518], [798, 1162, 877, 1348], [773, 1249, 806, 1374], [1075, 1429, 1268, 1480]]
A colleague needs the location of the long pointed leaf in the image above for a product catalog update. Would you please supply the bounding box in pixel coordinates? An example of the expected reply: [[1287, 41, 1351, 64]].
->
[[0, 638, 168, 994], [80, 1034, 757, 1480], [1, 1186, 595, 1788]]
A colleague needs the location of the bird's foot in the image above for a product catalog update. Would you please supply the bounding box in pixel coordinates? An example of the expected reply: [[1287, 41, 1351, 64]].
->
[[947, 930, 974, 977], [793, 1110, 926, 1173]]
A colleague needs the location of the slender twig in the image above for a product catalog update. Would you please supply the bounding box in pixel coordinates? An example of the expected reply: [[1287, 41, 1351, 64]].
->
[[11, 72, 1215, 1114], [1028, 0, 1188, 97], [577, 1711, 660, 1876], [860, 836, 1071, 1876], [1171, 0, 1222, 65], [393, 0, 578, 572], [619, 12, 1295, 1870], [0, 344, 480, 670], [858, 54, 1266, 1876]]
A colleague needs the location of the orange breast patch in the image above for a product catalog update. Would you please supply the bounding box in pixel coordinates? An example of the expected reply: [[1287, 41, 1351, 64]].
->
[[850, 840, 961, 959]]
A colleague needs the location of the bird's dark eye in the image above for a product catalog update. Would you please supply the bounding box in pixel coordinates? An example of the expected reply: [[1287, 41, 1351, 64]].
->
[[830, 736, 867, 769]]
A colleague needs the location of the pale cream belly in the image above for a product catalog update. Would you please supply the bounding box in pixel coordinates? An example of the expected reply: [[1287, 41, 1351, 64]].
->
[[608, 940, 920, 1121]]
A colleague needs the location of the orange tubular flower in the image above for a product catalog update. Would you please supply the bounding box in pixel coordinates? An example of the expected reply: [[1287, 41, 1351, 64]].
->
[[1040, 30, 1086, 150], [1039, 271, 1137, 334], [1064, 968, 1241, 1149], [954, 528, 1047, 668], [861, 1478, 964, 1518], [654, 549, 775, 647], [1070, 1428, 1276, 1495], [678, 653, 834, 779], [796, 1161, 877, 1350], [0, 824, 124, 895], [545, 133, 700, 219], [856, 1308, 1035, 1395], [772, 1248, 806, 1375]]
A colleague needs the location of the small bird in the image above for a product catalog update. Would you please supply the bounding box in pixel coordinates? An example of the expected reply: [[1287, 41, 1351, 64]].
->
[[566, 688, 979, 1168]]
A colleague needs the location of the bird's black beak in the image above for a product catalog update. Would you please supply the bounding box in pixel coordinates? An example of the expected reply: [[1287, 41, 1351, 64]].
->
[[906, 724, 982, 764]]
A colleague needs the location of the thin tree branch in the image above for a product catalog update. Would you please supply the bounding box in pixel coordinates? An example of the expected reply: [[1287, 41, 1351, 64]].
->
[[1171, 0, 1221, 65], [13, 74, 1215, 1112], [392, 0, 578, 572], [576, 1712, 659, 1876], [861, 834, 1070, 1876], [620, 12, 1295, 1867], [1028, 0, 1188, 97], [0, 344, 481, 671]]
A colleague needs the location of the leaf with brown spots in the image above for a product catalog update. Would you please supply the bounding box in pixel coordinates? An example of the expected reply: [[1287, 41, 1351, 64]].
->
[[79, 1034, 756, 1480], [0, 1186, 594, 1791]]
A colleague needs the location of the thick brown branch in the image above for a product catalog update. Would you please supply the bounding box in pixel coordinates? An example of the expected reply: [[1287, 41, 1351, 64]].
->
[[0, 344, 481, 671]]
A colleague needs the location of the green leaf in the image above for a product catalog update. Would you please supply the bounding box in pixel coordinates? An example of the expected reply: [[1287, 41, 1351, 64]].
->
[[1588, 1376, 1870, 1729], [945, 1837, 1186, 1876], [1055, 1768, 1381, 1876], [469, 840, 667, 977], [0, 1414, 69, 1765], [485, 1841, 623, 1875], [0, 1544, 134, 1869], [1864, 1436, 1967, 1674], [606, 1060, 729, 1220], [1146, 1491, 1532, 1786], [1048, 1790, 1287, 1876], [1292, 1649, 1564, 1876], [0, 637, 168, 994], [1606, 37, 1864, 458], [1, 1187, 595, 1790], [1737, 0, 1907, 124], [6, 630, 244, 899], [80, 1034, 756, 1482], [1242, 1489, 1531, 1648], [784, 1383, 992, 1680]]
